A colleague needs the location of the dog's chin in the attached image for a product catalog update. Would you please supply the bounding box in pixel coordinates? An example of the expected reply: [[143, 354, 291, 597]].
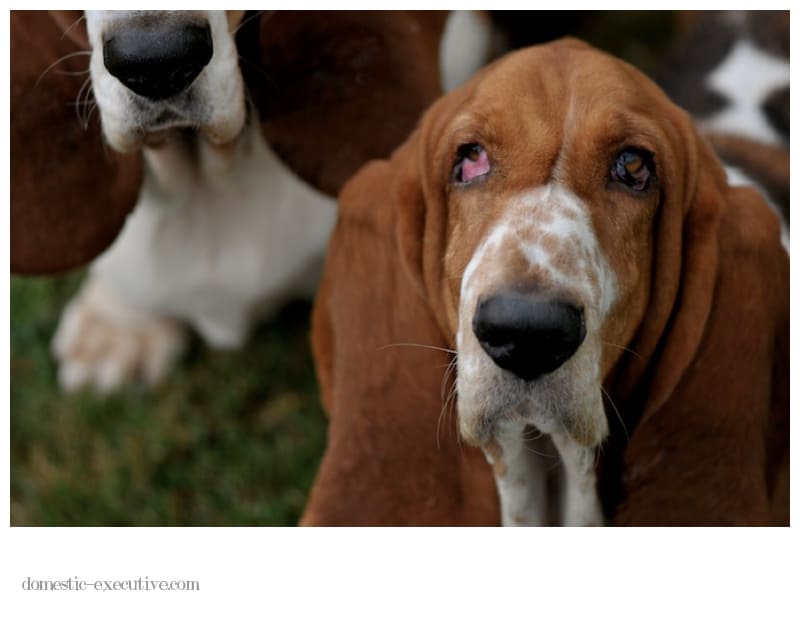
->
[[456, 353, 609, 449]]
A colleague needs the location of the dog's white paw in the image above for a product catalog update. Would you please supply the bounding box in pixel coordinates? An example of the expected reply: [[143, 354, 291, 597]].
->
[[52, 278, 188, 393]]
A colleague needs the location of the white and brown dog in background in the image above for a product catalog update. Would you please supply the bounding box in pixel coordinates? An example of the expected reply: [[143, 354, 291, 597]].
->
[[657, 10, 789, 247], [48, 10, 493, 392]]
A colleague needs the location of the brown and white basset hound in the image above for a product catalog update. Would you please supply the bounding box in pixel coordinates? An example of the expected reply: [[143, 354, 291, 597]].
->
[[302, 39, 789, 525], [11, 10, 488, 392]]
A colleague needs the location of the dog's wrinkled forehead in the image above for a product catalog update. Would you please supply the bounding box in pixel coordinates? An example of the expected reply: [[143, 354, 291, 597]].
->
[[425, 39, 676, 169]]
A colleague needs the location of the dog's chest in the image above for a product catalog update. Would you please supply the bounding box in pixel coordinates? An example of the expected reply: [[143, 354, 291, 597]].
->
[[91, 124, 336, 321]]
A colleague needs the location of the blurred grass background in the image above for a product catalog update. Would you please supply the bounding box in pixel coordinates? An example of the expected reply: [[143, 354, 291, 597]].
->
[[11, 273, 326, 524], [10, 11, 677, 525]]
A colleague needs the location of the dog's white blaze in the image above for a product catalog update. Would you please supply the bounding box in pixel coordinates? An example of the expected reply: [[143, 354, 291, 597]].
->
[[704, 39, 789, 146], [457, 183, 617, 406], [513, 186, 616, 318], [460, 221, 510, 300], [455, 183, 614, 525], [459, 184, 616, 359]]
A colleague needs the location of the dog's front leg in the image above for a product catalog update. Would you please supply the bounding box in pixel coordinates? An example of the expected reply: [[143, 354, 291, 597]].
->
[[484, 424, 550, 526], [550, 432, 604, 526]]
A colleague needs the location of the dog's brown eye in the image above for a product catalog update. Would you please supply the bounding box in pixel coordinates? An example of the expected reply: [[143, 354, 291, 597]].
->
[[454, 143, 491, 183], [465, 145, 481, 161], [611, 148, 654, 192]]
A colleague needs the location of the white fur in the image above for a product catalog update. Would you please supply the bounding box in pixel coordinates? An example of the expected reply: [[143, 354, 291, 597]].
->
[[703, 39, 789, 146], [489, 426, 604, 526], [439, 11, 494, 92], [53, 10, 336, 391], [95, 119, 335, 345], [54, 116, 335, 391], [550, 433, 604, 525], [489, 423, 550, 526], [456, 184, 615, 525]]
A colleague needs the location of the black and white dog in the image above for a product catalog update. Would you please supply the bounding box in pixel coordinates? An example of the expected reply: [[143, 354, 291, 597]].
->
[[657, 10, 789, 246]]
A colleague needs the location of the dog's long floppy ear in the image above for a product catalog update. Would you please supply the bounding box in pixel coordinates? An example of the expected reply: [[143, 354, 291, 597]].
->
[[303, 138, 498, 525], [11, 11, 142, 274], [237, 11, 448, 196], [611, 132, 789, 524]]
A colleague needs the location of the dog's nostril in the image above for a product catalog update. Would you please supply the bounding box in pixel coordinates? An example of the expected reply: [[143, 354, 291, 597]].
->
[[103, 22, 213, 101], [472, 292, 586, 381]]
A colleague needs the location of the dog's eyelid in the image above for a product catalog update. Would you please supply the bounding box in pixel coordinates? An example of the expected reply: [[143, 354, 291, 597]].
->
[[452, 142, 492, 185]]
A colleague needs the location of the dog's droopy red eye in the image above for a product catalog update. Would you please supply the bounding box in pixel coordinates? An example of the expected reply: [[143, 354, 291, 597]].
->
[[454, 143, 491, 183]]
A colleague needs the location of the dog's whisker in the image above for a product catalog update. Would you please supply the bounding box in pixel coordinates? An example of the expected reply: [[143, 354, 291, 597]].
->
[[445, 382, 459, 441], [237, 54, 278, 91], [79, 78, 95, 129], [79, 91, 89, 127], [437, 356, 459, 450], [36, 50, 91, 87], [444, 381, 461, 451], [233, 10, 270, 35], [600, 384, 629, 442], [602, 340, 643, 361], [378, 342, 457, 355], [439, 354, 457, 405], [85, 101, 98, 130], [524, 444, 559, 459], [522, 430, 548, 443], [85, 105, 96, 131], [72, 76, 92, 129], [521, 428, 560, 458], [59, 14, 86, 41], [55, 68, 91, 76], [546, 458, 563, 473]]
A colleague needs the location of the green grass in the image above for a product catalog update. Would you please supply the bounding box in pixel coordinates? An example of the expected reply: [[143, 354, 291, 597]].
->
[[11, 273, 327, 525]]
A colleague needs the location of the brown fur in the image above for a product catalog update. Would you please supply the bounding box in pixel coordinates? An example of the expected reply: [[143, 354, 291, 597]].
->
[[11, 10, 448, 274], [704, 131, 790, 220], [11, 11, 142, 274], [303, 39, 788, 525], [303, 156, 500, 525]]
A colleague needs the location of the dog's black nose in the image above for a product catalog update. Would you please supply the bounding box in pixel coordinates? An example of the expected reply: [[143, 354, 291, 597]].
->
[[472, 292, 586, 381], [103, 22, 213, 100]]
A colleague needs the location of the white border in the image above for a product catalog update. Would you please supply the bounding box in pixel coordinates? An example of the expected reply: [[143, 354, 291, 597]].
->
[[3, 5, 797, 616]]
